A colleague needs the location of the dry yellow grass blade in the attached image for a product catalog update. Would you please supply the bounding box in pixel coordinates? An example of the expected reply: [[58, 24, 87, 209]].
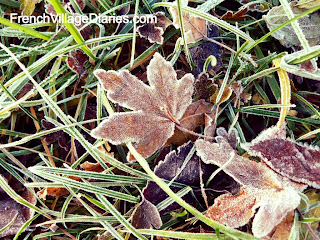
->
[[273, 58, 291, 127]]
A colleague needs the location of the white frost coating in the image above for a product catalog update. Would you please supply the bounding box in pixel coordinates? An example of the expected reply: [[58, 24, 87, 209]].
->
[[195, 131, 307, 238], [241, 124, 320, 189], [92, 53, 195, 160]]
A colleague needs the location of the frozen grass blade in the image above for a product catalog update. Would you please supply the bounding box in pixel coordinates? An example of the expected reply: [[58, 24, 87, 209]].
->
[[48, 0, 97, 60], [0, 17, 50, 40]]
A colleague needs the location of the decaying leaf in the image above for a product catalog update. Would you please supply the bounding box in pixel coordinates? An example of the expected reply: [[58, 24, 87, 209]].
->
[[38, 187, 70, 200], [241, 124, 320, 189], [264, 2, 320, 47], [131, 198, 163, 229], [189, 25, 223, 77], [169, 0, 207, 44], [193, 73, 215, 101], [143, 141, 239, 214], [0, 181, 37, 237], [92, 52, 194, 161], [137, 24, 164, 44], [67, 49, 89, 77], [268, 212, 294, 240], [296, 0, 320, 9], [209, 85, 232, 104], [80, 161, 105, 172], [137, 12, 172, 44], [240, 0, 270, 12], [167, 99, 214, 146], [195, 129, 307, 238], [42, 120, 69, 151], [20, 0, 42, 16], [221, 8, 248, 21]]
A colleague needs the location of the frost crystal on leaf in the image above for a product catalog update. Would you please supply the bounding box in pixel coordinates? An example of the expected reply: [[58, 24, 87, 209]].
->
[[195, 129, 306, 238], [131, 198, 163, 229], [92, 53, 194, 161], [242, 125, 320, 189]]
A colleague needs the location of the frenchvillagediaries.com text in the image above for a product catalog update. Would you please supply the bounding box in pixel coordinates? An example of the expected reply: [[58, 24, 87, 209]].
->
[[9, 13, 158, 25]]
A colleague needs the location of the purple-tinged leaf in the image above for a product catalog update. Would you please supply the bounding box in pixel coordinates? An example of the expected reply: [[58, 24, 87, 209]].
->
[[195, 127, 307, 238], [67, 49, 89, 77], [143, 141, 239, 213], [241, 125, 320, 189], [131, 199, 162, 229]]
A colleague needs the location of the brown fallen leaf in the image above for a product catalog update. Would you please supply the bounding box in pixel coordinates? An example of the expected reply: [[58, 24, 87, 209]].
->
[[241, 124, 320, 189], [80, 161, 105, 172], [92, 52, 194, 161], [42, 119, 69, 151], [137, 24, 164, 44], [0, 179, 37, 237], [267, 212, 294, 240], [143, 141, 239, 214], [131, 198, 163, 229], [137, 12, 172, 44], [167, 99, 214, 146], [169, 0, 207, 44], [195, 129, 307, 238], [209, 85, 233, 104], [38, 187, 70, 200], [193, 73, 215, 101], [221, 8, 248, 21], [67, 49, 89, 77]]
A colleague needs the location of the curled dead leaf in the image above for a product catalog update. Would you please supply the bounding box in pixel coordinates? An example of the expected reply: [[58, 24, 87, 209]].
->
[[67, 49, 89, 77], [80, 161, 105, 172], [221, 8, 248, 21]]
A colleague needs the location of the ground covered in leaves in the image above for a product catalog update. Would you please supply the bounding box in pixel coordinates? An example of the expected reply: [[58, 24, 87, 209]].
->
[[0, 0, 320, 239]]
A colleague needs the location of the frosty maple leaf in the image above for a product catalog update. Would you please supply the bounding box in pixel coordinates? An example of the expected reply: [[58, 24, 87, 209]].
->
[[195, 130, 307, 238], [92, 53, 194, 161], [242, 125, 320, 189]]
